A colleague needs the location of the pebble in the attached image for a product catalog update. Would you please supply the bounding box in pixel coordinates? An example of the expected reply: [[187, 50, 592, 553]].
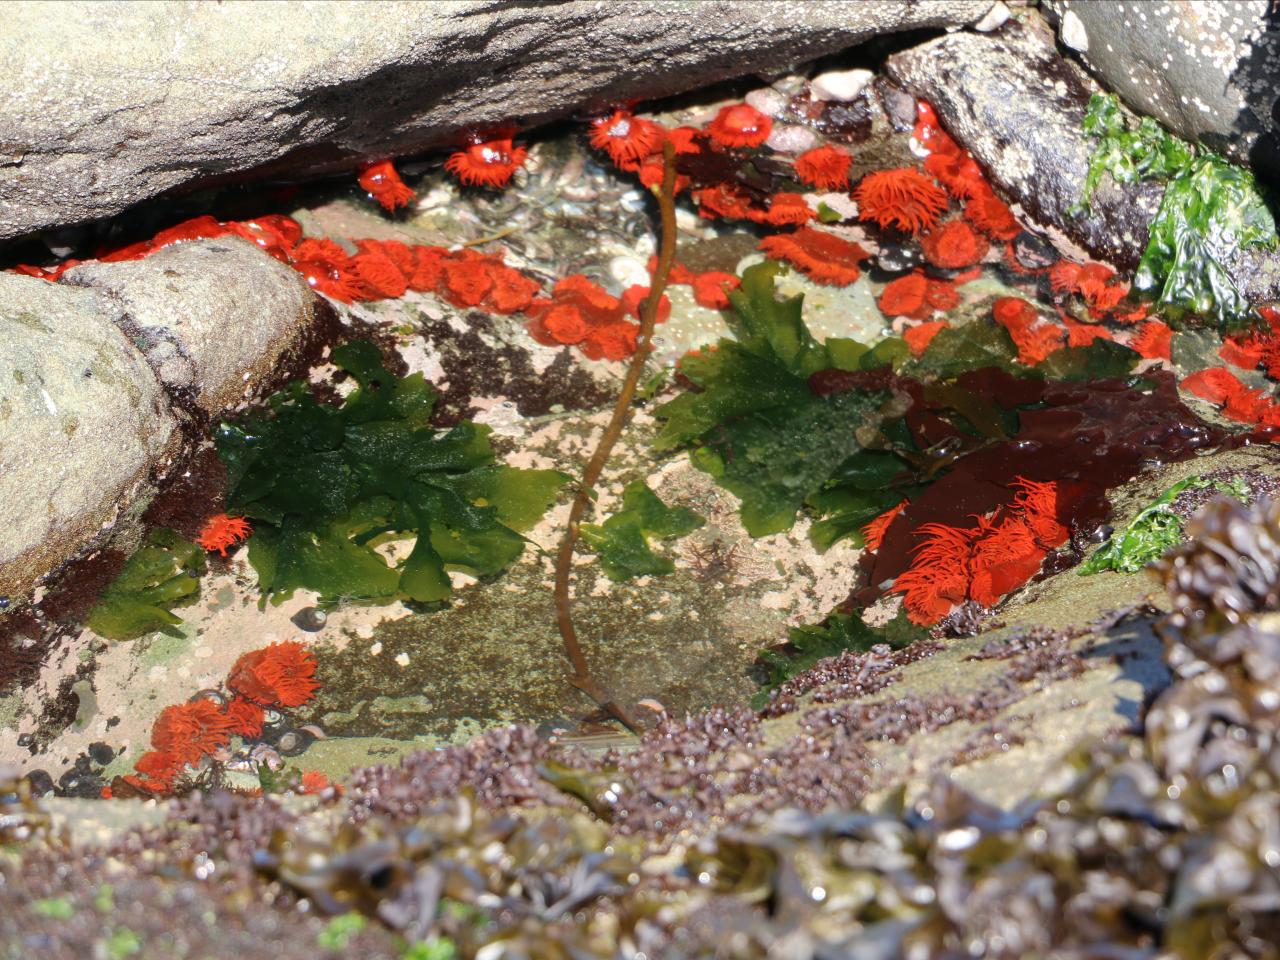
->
[[810, 68, 873, 102], [608, 255, 650, 289], [290, 606, 328, 632], [1013, 230, 1058, 270], [745, 87, 787, 118], [765, 124, 817, 155]]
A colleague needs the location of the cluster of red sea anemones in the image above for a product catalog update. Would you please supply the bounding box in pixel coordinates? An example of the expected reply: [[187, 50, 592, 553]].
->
[[1180, 367, 1280, 431], [1049, 260, 1141, 320], [115, 640, 321, 798], [887, 477, 1076, 625], [524, 274, 671, 361], [758, 227, 870, 286], [643, 256, 741, 311]]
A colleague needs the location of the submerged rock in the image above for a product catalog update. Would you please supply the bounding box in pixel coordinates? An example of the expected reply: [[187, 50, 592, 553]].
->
[[0, 0, 1000, 243]]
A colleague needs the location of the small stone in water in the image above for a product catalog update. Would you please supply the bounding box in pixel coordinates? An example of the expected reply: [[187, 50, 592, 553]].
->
[[810, 68, 873, 102], [1013, 231, 1057, 270], [88, 742, 116, 765], [766, 124, 817, 155], [291, 607, 327, 632], [872, 243, 921, 277]]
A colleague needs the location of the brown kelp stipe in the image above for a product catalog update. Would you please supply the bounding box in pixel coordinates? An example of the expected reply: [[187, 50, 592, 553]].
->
[[553, 140, 679, 732]]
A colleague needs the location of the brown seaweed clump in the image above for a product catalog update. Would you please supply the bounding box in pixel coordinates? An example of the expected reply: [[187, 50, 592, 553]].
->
[[1157, 496, 1280, 628]]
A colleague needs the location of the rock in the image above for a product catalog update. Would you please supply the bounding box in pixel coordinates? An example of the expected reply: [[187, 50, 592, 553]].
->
[[0, 0, 999, 243], [1043, 1, 1280, 184], [62, 238, 320, 415], [884, 18, 1280, 302], [0, 274, 178, 599], [810, 68, 874, 102], [885, 19, 1163, 272]]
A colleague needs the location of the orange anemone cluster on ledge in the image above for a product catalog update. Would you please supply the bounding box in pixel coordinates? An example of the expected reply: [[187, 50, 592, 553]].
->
[[1181, 367, 1280, 430], [113, 640, 322, 799], [758, 227, 870, 286], [887, 477, 1078, 625], [523, 274, 671, 361]]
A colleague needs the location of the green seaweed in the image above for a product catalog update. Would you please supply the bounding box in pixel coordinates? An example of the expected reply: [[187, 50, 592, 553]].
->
[[654, 262, 890, 539], [87, 529, 206, 640], [1075, 93, 1277, 327], [578, 481, 704, 580], [216, 341, 568, 605], [753, 607, 925, 705], [1080, 473, 1248, 575]]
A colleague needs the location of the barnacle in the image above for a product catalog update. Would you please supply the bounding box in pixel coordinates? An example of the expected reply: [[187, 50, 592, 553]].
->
[[853, 167, 949, 235]]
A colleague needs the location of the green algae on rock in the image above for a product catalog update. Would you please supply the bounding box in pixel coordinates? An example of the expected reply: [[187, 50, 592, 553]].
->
[[216, 340, 567, 605], [86, 529, 205, 640]]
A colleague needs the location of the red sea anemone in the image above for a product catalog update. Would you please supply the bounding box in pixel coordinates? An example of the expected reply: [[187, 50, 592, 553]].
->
[[920, 219, 989, 269], [196, 513, 252, 557], [691, 271, 740, 310], [793, 144, 851, 191], [444, 134, 528, 188], [706, 103, 772, 149], [903, 320, 950, 357], [963, 184, 1021, 241], [588, 109, 665, 166], [853, 168, 948, 235], [758, 227, 869, 286], [357, 160, 417, 212], [1131, 320, 1174, 362], [151, 700, 235, 766], [227, 641, 320, 709], [223, 696, 265, 738]]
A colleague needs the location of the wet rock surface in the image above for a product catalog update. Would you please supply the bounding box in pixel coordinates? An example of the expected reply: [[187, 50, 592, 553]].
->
[[0, 274, 178, 599], [1045, 0, 1280, 184], [885, 18, 1163, 270], [0, 0, 999, 243], [63, 238, 318, 415], [885, 15, 1280, 302]]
